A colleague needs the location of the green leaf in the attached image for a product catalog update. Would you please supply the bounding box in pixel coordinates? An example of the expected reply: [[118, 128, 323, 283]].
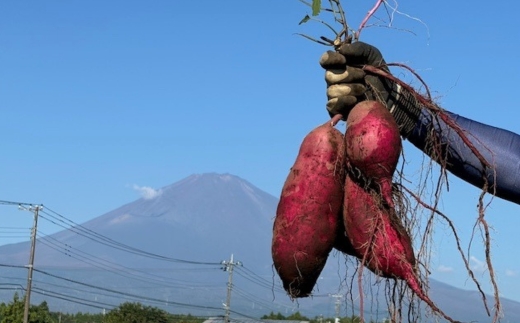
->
[[312, 0, 321, 16], [298, 14, 311, 25]]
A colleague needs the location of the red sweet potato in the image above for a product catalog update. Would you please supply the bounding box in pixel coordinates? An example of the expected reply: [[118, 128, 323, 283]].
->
[[343, 175, 459, 323], [343, 175, 415, 277], [345, 100, 401, 207], [272, 121, 346, 298], [333, 210, 358, 257]]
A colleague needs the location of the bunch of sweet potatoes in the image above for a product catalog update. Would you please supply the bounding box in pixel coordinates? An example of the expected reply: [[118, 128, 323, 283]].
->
[[272, 101, 458, 322]]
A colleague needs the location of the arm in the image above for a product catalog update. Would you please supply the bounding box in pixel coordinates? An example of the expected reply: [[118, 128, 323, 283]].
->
[[408, 103, 520, 205], [321, 42, 520, 205]]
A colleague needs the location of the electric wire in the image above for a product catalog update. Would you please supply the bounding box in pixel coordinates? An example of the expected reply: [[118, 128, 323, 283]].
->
[[0, 200, 39, 207], [0, 273, 222, 314], [0, 201, 300, 318], [0, 264, 26, 269], [231, 286, 293, 313], [227, 307, 266, 321], [33, 268, 225, 312], [18, 259, 291, 319], [31, 286, 117, 310], [234, 266, 285, 293], [40, 207, 222, 265], [0, 283, 25, 291], [36, 231, 222, 289], [37, 228, 223, 279]]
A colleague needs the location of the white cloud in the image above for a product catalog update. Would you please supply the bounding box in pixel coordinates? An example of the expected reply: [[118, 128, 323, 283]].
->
[[437, 265, 454, 273], [132, 184, 163, 200], [470, 256, 487, 273], [505, 269, 518, 277]]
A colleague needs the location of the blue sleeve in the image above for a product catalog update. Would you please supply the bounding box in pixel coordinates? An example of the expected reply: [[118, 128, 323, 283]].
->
[[406, 109, 520, 205]]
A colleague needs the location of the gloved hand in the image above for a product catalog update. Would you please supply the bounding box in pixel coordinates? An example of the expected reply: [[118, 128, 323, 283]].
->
[[320, 42, 422, 137], [320, 42, 394, 116], [319, 51, 366, 116]]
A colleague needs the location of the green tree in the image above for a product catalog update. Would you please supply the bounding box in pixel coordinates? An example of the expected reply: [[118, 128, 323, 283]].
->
[[105, 302, 169, 323], [0, 293, 24, 323], [50, 311, 105, 323], [261, 311, 311, 321], [261, 311, 286, 320], [286, 311, 310, 321], [0, 293, 52, 323]]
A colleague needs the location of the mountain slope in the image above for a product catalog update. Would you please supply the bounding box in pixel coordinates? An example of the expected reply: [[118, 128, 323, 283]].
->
[[3, 173, 277, 269]]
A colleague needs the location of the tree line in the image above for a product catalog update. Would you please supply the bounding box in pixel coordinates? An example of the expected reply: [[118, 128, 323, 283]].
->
[[0, 293, 205, 323], [0, 294, 390, 323], [261, 311, 388, 323]]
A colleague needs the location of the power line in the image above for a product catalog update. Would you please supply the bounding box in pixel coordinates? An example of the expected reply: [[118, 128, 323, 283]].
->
[[0, 257, 295, 319], [0, 200, 37, 207], [0, 264, 26, 269], [35, 233, 222, 290], [31, 286, 117, 310], [40, 207, 222, 265], [0, 283, 25, 291], [0, 201, 293, 317], [33, 268, 224, 312], [0, 199, 224, 265], [231, 286, 293, 313], [234, 266, 285, 293]]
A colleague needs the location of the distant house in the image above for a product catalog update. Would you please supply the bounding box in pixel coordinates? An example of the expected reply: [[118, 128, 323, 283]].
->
[[202, 318, 310, 323]]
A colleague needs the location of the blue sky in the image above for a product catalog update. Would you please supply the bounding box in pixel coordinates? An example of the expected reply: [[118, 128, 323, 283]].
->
[[2, 0, 520, 306]]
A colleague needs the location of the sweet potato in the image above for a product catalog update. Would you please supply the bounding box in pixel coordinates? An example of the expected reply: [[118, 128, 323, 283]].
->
[[343, 175, 415, 277], [343, 175, 460, 323], [272, 121, 346, 298], [345, 100, 401, 207], [333, 210, 358, 257]]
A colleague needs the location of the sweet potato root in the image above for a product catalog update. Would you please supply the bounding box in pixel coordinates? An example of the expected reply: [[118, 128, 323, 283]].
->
[[272, 121, 346, 298], [345, 100, 401, 207]]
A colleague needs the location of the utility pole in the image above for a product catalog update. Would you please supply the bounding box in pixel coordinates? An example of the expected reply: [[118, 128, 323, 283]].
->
[[21, 205, 42, 323], [221, 254, 241, 323], [330, 294, 343, 323]]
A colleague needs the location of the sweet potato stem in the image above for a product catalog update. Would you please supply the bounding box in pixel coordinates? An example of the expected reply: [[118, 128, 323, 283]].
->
[[330, 113, 344, 126], [355, 0, 386, 41]]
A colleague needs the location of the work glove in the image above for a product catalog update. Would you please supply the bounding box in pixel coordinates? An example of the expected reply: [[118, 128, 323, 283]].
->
[[319, 41, 422, 137]]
